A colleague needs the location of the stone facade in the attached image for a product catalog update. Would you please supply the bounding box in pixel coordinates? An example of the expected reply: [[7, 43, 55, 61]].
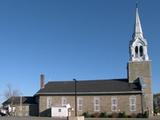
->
[[11, 105, 29, 116], [9, 104, 38, 116], [38, 94, 143, 116], [128, 61, 153, 115]]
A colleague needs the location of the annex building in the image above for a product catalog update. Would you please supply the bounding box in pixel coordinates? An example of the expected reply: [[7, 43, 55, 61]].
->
[[2, 6, 153, 117]]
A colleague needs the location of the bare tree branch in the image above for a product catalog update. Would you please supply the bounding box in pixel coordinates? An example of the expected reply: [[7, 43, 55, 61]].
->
[[4, 84, 21, 100]]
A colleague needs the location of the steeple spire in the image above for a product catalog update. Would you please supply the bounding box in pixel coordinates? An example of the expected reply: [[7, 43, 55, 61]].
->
[[129, 3, 149, 61], [133, 3, 143, 39]]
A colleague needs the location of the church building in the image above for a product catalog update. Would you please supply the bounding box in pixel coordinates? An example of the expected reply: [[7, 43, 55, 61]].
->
[[2, 6, 153, 117], [34, 6, 153, 117]]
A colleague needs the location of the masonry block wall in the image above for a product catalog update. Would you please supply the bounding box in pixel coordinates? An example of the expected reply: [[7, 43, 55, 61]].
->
[[128, 61, 153, 115], [38, 94, 142, 116]]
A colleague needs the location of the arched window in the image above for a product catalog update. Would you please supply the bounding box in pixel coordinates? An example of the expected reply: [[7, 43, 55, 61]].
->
[[135, 46, 138, 57], [140, 46, 143, 57]]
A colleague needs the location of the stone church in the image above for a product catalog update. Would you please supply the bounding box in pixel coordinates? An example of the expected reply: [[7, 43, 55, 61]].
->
[[34, 6, 153, 117], [2, 6, 153, 117]]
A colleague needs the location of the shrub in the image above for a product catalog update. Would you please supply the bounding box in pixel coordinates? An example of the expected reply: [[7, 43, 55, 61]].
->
[[90, 112, 100, 118], [118, 112, 126, 118], [143, 111, 149, 118], [90, 114, 94, 118], [99, 112, 107, 118], [137, 113, 143, 118], [108, 114, 112, 118], [111, 112, 118, 118], [130, 113, 137, 118], [82, 112, 90, 118]]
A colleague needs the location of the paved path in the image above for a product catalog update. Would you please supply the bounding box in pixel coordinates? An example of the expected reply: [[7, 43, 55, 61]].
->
[[85, 117, 160, 120], [0, 117, 67, 120], [0, 117, 160, 120]]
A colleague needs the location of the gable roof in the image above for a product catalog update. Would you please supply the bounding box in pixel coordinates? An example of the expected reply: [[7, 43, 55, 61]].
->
[[36, 79, 142, 95], [2, 96, 36, 106]]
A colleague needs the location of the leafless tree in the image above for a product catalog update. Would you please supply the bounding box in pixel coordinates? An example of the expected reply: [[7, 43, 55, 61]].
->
[[4, 84, 21, 105]]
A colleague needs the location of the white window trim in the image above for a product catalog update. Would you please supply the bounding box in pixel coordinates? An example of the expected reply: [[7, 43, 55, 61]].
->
[[129, 96, 136, 112], [61, 97, 67, 107], [94, 97, 100, 112], [77, 97, 83, 111], [111, 97, 118, 111], [46, 96, 52, 109]]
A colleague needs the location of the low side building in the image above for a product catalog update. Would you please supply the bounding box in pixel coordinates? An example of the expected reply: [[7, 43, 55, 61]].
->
[[2, 96, 38, 116]]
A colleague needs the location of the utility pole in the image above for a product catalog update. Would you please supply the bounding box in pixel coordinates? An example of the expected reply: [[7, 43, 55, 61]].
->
[[73, 79, 77, 116]]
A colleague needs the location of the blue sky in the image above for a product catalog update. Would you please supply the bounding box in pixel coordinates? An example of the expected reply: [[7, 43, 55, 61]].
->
[[0, 0, 160, 102]]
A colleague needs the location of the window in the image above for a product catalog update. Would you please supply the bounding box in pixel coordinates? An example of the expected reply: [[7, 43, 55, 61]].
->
[[61, 97, 67, 106], [58, 109, 61, 112], [94, 97, 100, 112], [140, 46, 143, 57], [111, 97, 118, 111], [129, 96, 136, 111], [77, 97, 83, 111], [46, 96, 52, 109], [135, 46, 138, 57]]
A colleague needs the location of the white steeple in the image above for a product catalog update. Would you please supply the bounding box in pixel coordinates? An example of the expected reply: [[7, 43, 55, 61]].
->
[[133, 5, 143, 39], [129, 4, 149, 62]]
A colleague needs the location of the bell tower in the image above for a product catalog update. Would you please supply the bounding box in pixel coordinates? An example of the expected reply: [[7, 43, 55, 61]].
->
[[129, 5, 149, 62], [128, 5, 153, 115]]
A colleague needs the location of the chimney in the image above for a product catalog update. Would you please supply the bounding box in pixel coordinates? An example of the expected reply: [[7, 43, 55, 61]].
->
[[40, 74, 45, 89]]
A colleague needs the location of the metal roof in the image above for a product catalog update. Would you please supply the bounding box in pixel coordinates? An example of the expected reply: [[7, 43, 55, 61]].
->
[[36, 79, 141, 95]]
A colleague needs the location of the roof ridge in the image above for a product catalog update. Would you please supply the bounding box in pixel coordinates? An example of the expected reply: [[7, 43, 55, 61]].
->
[[47, 78, 128, 83]]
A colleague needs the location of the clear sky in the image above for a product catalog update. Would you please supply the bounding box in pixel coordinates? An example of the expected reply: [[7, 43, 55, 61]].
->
[[0, 0, 160, 102]]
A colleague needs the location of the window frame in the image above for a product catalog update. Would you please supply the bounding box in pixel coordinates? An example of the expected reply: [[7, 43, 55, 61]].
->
[[140, 46, 143, 57], [77, 97, 83, 111], [111, 97, 118, 111], [61, 97, 67, 107], [46, 96, 52, 109], [93, 97, 100, 112], [135, 46, 139, 57], [129, 96, 136, 112]]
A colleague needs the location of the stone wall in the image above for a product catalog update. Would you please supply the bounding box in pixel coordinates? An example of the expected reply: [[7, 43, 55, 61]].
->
[[128, 61, 153, 115], [11, 104, 38, 116], [39, 94, 142, 116], [13, 105, 29, 116]]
